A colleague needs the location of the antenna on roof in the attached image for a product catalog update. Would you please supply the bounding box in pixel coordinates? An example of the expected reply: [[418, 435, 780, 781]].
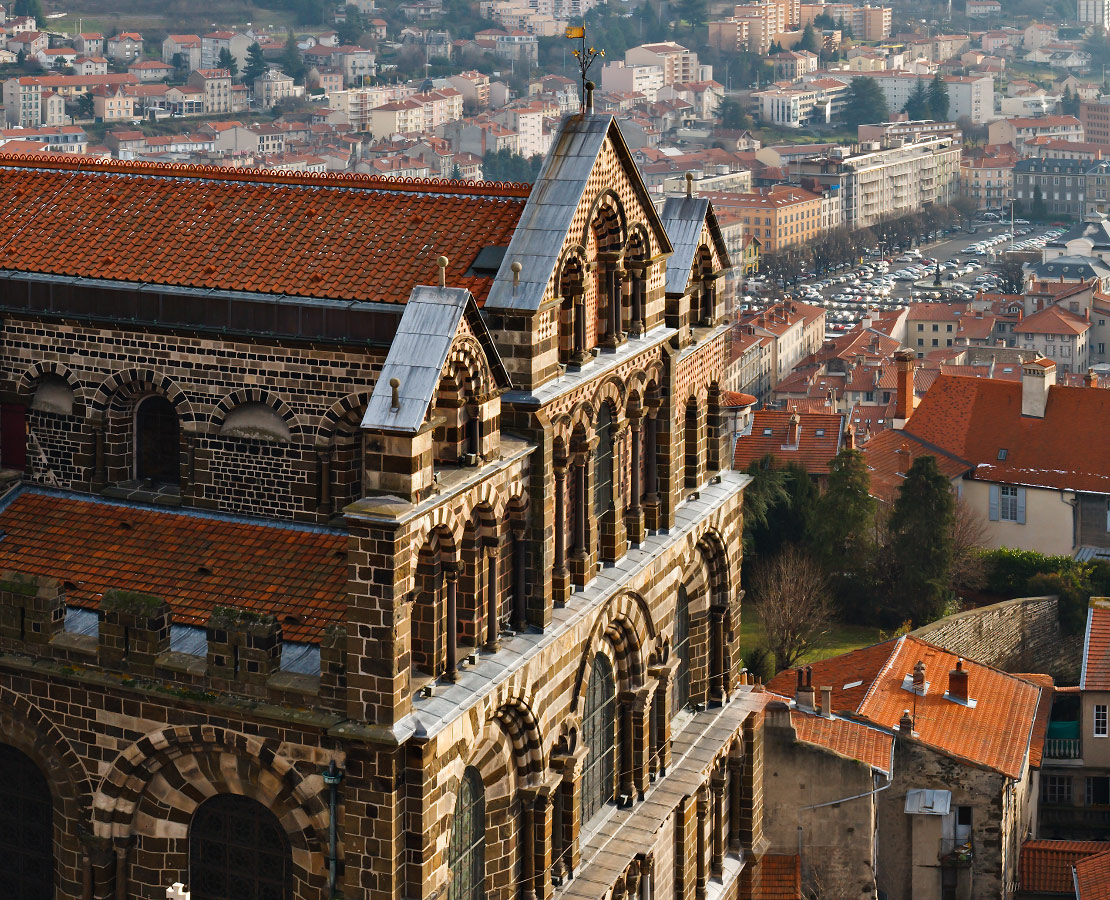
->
[[437, 255, 448, 288]]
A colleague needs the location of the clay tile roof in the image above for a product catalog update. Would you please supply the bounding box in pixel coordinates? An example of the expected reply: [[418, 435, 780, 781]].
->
[[1082, 600, 1110, 690], [754, 855, 802, 900], [721, 391, 758, 408], [770, 636, 1046, 778], [0, 490, 346, 642], [733, 410, 844, 476], [861, 429, 972, 503], [1019, 304, 1090, 336], [1075, 849, 1110, 899], [788, 708, 894, 773], [0, 155, 529, 304]]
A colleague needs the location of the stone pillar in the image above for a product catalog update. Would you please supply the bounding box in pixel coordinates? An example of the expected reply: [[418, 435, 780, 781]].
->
[[625, 413, 645, 546], [599, 425, 627, 563], [642, 408, 660, 532], [319, 624, 347, 713], [619, 691, 636, 805], [0, 572, 64, 654], [648, 659, 676, 778], [445, 567, 459, 682], [531, 780, 558, 900], [512, 527, 527, 633], [316, 446, 333, 514], [728, 754, 744, 854], [557, 747, 588, 877], [572, 293, 589, 366], [630, 683, 655, 800], [484, 544, 499, 652], [629, 266, 646, 338], [91, 420, 106, 489], [97, 589, 171, 677], [553, 462, 571, 607], [696, 789, 709, 900], [711, 771, 726, 878], [710, 606, 726, 705], [573, 458, 587, 560], [521, 789, 538, 900], [626, 858, 641, 900]]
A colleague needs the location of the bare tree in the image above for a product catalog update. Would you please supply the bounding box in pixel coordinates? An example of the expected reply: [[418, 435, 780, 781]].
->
[[949, 498, 988, 596], [751, 546, 833, 670]]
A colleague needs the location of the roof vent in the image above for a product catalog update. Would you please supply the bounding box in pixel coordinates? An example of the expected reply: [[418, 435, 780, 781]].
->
[[117, 521, 132, 530]]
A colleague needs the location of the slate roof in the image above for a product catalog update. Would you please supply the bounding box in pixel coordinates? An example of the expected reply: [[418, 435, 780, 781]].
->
[[484, 113, 672, 312], [1029, 255, 1110, 282], [0, 489, 347, 642], [768, 636, 1046, 778], [362, 285, 509, 433], [1046, 215, 1110, 250], [658, 195, 730, 296], [1081, 599, 1110, 691], [0, 154, 528, 304]]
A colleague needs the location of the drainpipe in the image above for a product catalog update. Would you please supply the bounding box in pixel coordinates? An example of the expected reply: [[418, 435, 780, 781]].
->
[[322, 760, 345, 899]]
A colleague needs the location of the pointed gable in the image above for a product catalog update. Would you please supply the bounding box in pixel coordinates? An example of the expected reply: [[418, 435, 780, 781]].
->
[[484, 113, 673, 312], [659, 195, 730, 296]]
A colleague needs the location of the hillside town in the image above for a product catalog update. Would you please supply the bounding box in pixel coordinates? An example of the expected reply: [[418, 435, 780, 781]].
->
[[7, 0, 1110, 898]]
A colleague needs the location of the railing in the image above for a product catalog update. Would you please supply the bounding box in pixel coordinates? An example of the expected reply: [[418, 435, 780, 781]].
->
[[1045, 737, 1082, 759], [1041, 804, 1110, 828], [939, 838, 974, 867]]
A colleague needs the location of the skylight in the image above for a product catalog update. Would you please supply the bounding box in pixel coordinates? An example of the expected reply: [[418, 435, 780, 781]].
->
[[997, 449, 1008, 460]]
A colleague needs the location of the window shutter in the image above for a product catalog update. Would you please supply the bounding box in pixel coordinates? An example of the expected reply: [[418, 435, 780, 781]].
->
[[989, 484, 999, 521], [1017, 488, 1027, 525]]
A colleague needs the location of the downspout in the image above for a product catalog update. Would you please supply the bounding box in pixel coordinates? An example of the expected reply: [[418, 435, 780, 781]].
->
[[323, 760, 345, 899]]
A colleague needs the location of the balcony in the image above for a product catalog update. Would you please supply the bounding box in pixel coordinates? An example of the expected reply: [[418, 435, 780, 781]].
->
[[1045, 737, 1082, 760], [939, 837, 974, 867], [1041, 803, 1110, 831]]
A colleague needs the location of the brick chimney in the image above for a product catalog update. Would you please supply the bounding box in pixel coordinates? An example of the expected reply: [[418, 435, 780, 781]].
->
[[912, 659, 926, 694], [786, 409, 801, 446], [820, 685, 833, 718], [1021, 358, 1056, 418], [899, 709, 914, 734], [1087, 368, 1099, 388], [795, 666, 815, 711], [947, 657, 969, 704], [893, 348, 916, 428]]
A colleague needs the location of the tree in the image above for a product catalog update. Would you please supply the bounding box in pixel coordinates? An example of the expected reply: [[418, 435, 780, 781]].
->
[[77, 91, 94, 119], [949, 499, 988, 596], [742, 455, 790, 549], [927, 73, 950, 120], [217, 47, 239, 77], [842, 77, 888, 128], [295, 0, 326, 26], [244, 42, 267, 83], [903, 78, 929, 120], [751, 546, 833, 670], [799, 24, 820, 54], [281, 32, 307, 85], [338, 4, 366, 45], [676, 0, 707, 30], [749, 461, 818, 560], [1031, 183, 1048, 220], [1061, 85, 1080, 116], [887, 456, 956, 625], [809, 449, 876, 609], [949, 194, 977, 228], [13, 0, 42, 19], [995, 253, 1033, 293], [720, 98, 751, 130]]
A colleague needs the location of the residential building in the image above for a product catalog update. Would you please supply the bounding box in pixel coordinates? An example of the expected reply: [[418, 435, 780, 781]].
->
[[254, 69, 299, 109], [7, 31, 46, 57], [753, 77, 850, 128], [127, 60, 174, 84], [1013, 156, 1090, 218], [989, 115, 1084, 155], [960, 150, 1017, 209], [625, 42, 707, 86], [739, 299, 826, 386], [73, 32, 103, 56], [1082, 100, 1110, 147], [966, 0, 1002, 16], [799, 2, 891, 39], [1016, 305, 1091, 373], [907, 302, 963, 357], [1023, 23, 1059, 50], [732, 408, 844, 479], [862, 72, 995, 125], [73, 56, 108, 76], [771, 49, 818, 81], [0, 110, 761, 900], [724, 184, 824, 253], [768, 638, 1049, 900], [201, 31, 252, 71], [188, 68, 234, 115], [601, 61, 665, 102], [106, 33, 143, 63], [858, 119, 962, 143], [91, 84, 135, 123], [1079, 0, 1110, 23], [793, 136, 962, 229], [162, 34, 203, 71]]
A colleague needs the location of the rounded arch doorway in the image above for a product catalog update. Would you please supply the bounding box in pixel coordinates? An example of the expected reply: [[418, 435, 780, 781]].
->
[[135, 394, 180, 485], [0, 742, 55, 900]]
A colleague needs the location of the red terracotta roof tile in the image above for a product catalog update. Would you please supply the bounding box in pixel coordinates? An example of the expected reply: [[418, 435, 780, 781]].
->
[[1021, 841, 1110, 893], [1082, 601, 1110, 691], [769, 636, 1045, 778], [861, 428, 972, 503], [755, 855, 802, 900], [788, 708, 894, 773], [0, 155, 530, 304], [733, 410, 844, 476], [1075, 849, 1110, 899], [0, 491, 346, 642]]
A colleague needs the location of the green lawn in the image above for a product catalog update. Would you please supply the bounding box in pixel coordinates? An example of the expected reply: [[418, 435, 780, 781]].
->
[[739, 608, 884, 671]]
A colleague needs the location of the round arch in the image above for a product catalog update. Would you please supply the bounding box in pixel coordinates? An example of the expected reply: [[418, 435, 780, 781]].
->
[[210, 388, 302, 438]]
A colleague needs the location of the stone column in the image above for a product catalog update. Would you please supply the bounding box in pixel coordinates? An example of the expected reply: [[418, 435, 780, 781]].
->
[[484, 544, 499, 652], [316, 446, 333, 514], [619, 691, 636, 804], [648, 660, 676, 778], [600, 425, 627, 563], [625, 858, 641, 900], [728, 754, 744, 854], [629, 266, 645, 338], [572, 292, 589, 366], [696, 789, 709, 900], [643, 407, 660, 532], [512, 526, 527, 632], [710, 606, 726, 705], [561, 748, 589, 877], [625, 413, 645, 545], [531, 780, 558, 900], [711, 771, 726, 878], [521, 790, 538, 900], [445, 567, 459, 682], [631, 683, 654, 800], [553, 462, 571, 607], [572, 457, 587, 560], [113, 844, 129, 900], [91, 420, 106, 489]]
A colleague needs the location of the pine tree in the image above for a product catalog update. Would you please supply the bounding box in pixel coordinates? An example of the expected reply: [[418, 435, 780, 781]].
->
[[14, 0, 42, 20], [244, 43, 267, 83], [809, 449, 876, 609], [218, 47, 239, 77], [888, 456, 956, 625], [799, 24, 820, 54], [842, 77, 888, 127], [281, 32, 307, 85], [926, 73, 949, 120], [903, 79, 929, 120]]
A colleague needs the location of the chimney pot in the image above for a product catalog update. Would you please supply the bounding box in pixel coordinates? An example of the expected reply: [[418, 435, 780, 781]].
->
[[796, 667, 816, 711], [912, 660, 926, 693], [899, 709, 914, 734], [948, 656, 970, 703], [820, 685, 832, 718], [390, 377, 400, 410]]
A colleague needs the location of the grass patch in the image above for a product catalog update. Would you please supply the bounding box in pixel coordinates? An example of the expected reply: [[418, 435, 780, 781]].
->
[[739, 607, 884, 670]]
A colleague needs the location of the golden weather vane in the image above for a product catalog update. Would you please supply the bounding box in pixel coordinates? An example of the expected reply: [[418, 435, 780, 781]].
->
[[564, 24, 604, 108]]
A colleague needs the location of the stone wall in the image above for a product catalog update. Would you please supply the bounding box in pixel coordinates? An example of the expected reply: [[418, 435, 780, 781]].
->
[[911, 595, 1078, 680]]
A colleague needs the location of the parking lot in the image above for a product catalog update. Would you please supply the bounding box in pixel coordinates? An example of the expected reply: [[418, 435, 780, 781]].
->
[[741, 223, 1064, 336]]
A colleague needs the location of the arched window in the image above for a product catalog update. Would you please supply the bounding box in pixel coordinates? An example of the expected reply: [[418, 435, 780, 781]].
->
[[190, 794, 291, 900], [30, 375, 74, 416], [581, 654, 616, 824], [672, 585, 691, 714], [135, 395, 180, 485], [448, 767, 485, 900], [0, 744, 53, 900], [219, 403, 291, 442], [594, 403, 613, 517]]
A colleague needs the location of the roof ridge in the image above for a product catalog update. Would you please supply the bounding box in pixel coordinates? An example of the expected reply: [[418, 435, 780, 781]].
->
[[0, 151, 533, 199], [857, 635, 904, 714]]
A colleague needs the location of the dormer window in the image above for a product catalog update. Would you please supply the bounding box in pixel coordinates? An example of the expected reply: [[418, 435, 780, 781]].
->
[[762, 427, 773, 436]]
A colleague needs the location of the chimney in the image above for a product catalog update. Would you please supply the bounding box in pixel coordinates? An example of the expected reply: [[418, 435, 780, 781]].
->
[[895, 441, 911, 476], [795, 666, 815, 712], [947, 657, 969, 704], [787, 409, 801, 446], [899, 709, 915, 734], [1087, 368, 1099, 388], [819, 685, 833, 718], [893, 348, 916, 427], [912, 660, 926, 694], [765, 700, 796, 736], [1021, 358, 1056, 418]]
